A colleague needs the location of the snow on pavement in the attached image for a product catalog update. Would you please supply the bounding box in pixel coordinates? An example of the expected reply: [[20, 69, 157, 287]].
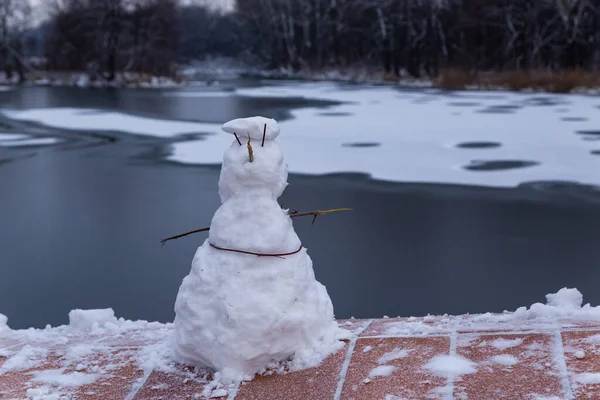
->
[[1, 288, 600, 398], [423, 354, 478, 377]]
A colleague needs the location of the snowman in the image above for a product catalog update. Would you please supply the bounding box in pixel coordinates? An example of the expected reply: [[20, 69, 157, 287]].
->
[[173, 116, 348, 382]]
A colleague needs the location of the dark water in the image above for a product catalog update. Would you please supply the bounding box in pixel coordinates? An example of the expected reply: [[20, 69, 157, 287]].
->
[[1, 85, 600, 329]]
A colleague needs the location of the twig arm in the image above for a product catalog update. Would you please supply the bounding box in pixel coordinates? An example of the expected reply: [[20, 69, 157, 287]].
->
[[160, 227, 210, 246]]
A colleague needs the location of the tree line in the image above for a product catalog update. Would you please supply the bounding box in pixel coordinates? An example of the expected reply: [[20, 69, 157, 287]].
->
[[235, 0, 600, 78], [2, 0, 600, 83]]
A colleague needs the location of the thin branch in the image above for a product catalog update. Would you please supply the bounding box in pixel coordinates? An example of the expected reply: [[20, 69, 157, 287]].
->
[[160, 207, 352, 246], [161, 226, 210, 246], [233, 132, 242, 146], [261, 123, 266, 147]]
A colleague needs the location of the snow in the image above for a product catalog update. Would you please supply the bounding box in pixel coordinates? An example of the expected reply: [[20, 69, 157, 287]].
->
[[574, 372, 600, 384], [378, 348, 410, 364], [423, 355, 477, 377], [385, 395, 409, 400], [490, 354, 519, 366], [546, 288, 583, 309], [362, 345, 373, 353], [575, 350, 585, 359], [172, 117, 349, 383], [1, 108, 220, 139], [491, 338, 524, 350], [221, 116, 280, 140], [168, 83, 600, 188], [69, 309, 118, 331], [31, 369, 100, 386], [2, 82, 600, 188], [515, 287, 600, 320], [0, 345, 49, 371], [0, 313, 7, 330], [0, 133, 27, 141], [368, 365, 396, 378], [0, 137, 60, 147]]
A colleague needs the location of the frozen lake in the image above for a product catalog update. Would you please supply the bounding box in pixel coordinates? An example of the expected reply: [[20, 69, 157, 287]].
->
[[1, 81, 600, 329]]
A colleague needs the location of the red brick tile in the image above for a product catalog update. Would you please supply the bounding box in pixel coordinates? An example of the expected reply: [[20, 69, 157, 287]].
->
[[341, 336, 450, 399], [455, 333, 563, 399], [134, 366, 222, 400], [67, 348, 145, 399], [562, 331, 600, 399], [456, 314, 555, 334], [0, 354, 65, 399], [361, 316, 454, 337], [235, 344, 348, 400]]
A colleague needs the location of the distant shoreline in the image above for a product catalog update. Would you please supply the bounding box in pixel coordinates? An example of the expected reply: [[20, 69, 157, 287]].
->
[[2, 67, 600, 95]]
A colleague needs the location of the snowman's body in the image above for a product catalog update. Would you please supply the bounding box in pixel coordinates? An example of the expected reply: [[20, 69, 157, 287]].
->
[[173, 117, 346, 381]]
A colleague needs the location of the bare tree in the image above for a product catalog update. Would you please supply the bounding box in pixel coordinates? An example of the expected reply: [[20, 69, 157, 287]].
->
[[0, 0, 32, 82]]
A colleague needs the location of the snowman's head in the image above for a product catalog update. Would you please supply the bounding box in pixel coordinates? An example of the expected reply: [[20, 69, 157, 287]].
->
[[218, 117, 288, 202]]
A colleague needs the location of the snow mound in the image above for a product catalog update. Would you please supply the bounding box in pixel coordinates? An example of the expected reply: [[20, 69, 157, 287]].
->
[[514, 287, 599, 319], [69, 309, 118, 331], [546, 288, 583, 309], [378, 348, 410, 364], [490, 354, 518, 366], [424, 355, 477, 377], [369, 365, 396, 378], [32, 369, 100, 387], [574, 372, 600, 385], [0, 313, 7, 330], [222, 116, 280, 140]]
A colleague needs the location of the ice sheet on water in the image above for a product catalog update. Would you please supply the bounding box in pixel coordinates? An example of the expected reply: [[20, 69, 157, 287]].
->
[[3, 83, 600, 187]]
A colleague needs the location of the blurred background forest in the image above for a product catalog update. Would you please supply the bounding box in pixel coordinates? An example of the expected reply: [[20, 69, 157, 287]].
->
[[1, 0, 600, 87]]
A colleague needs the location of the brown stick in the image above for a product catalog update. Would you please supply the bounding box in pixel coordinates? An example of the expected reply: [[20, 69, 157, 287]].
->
[[233, 132, 242, 146], [247, 134, 254, 162], [160, 207, 352, 246], [261, 123, 266, 147]]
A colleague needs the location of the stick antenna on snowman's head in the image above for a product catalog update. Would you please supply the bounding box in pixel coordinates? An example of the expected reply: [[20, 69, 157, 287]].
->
[[247, 134, 254, 162], [261, 123, 266, 147], [233, 132, 242, 146]]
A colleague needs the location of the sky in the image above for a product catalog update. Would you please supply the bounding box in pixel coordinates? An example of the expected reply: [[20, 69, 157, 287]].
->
[[29, 0, 234, 24], [30, 0, 234, 10]]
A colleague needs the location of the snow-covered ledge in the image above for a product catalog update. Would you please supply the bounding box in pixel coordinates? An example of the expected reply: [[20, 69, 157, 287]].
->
[[2, 288, 600, 399]]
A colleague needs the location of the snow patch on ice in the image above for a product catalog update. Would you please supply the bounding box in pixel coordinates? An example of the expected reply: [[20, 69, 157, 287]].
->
[[169, 83, 600, 188], [491, 338, 523, 350], [2, 108, 221, 139], [0, 133, 27, 141], [378, 348, 410, 364], [423, 355, 477, 377], [0, 137, 60, 147], [491, 354, 518, 366], [368, 365, 396, 378]]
